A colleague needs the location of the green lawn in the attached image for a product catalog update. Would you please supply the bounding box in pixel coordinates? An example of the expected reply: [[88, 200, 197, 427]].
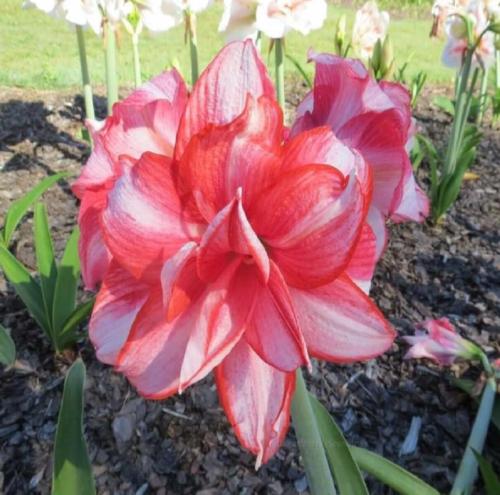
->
[[0, 0, 453, 90]]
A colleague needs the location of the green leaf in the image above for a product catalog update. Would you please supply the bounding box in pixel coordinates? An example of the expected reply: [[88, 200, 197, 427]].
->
[[308, 393, 369, 495], [52, 228, 81, 346], [350, 446, 440, 495], [285, 53, 312, 89], [52, 359, 95, 495], [3, 172, 69, 246], [57, 298, 95, 349], [433, 95, 455, 116], [472, 450, 500, 495], [0, 325, 16, 367], [0, 245, 50, 335], [34, 203, 57, 341]]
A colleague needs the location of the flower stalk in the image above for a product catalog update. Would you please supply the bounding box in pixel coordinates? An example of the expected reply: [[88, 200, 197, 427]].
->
[[275, 38, 285, 110], [291, 370, 337, 495], [477, 67, 489, 123], [451, 357, 496, 495], [76, 26, 95, 121], [186, 11, 199, 84], [105, 23, 119, 115], [132, 33, 142, 88]]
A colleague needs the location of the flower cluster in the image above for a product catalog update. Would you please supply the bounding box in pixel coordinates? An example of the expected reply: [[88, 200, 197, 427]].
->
[[74, 41, 428, 464]]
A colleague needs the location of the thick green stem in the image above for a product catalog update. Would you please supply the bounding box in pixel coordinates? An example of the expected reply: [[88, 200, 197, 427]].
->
[[186, 12, 199, 85], [132, 34, 142, 88], [291, 370, 337, 495], [105, 23, 118, 115], [477, 67, 489, 124], [75, 26, 95, 121], [450, 376, 496, 495], [275, 38, 285, 110]]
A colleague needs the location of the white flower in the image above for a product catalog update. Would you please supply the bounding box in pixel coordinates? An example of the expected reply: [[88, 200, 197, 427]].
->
[[442, 0, 495, 69], [63, 0, 103, 34], [99, 0, 134, 26], [352, 1, 390, 60], [254, 0, 327, 39], [218, 0, 260, 41], [23, 0, 66, 17]]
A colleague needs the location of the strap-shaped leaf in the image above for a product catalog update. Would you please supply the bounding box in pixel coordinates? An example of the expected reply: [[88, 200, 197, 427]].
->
[[285, 53, 312, 89], [308, 393, 369, 495], [52, 359, 95, 495], [52, 228, 81, 344], [0, 324, 16, 367], [57, 298, 95, 349], [350, 446, 440, 495], [3, 172, 69, 246], [472, 449, 500, 495], [0, 245, 50, 335], [34, 203, 58, 341]]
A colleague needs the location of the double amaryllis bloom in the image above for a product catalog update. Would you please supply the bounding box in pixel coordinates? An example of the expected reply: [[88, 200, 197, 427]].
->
[[74, 41, 427, 465]]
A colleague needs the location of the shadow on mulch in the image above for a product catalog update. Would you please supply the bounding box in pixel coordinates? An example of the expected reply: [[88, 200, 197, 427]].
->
[[0, 85, 499, 495]]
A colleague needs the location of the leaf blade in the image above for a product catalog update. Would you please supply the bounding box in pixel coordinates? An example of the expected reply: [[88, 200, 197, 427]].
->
[[472, 449, 500, 495], [57, 298, 95, 349], [52, 359, 95, 495], [350, 446, 440, 495], [3, 172, 69, 246], [308, 393, 369, 495], [0, 325, 16, 367]]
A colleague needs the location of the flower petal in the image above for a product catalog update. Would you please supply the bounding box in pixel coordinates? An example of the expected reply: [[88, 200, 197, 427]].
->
[[89, 261, 149, 365], [245, 262, 309, 372], [290, 274, 395, 362], [197, 191, 270, 283], [250, 165, 366, 289], [215, 339, 295, 468], [177, 95, 283, 221], [102, 152, 201, 280], [175, 40, 275, 159], [77, 188, 111, 290]]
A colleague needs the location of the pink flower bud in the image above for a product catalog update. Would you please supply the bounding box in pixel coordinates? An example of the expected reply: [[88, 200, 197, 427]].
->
[[404, 318, 481, 365]]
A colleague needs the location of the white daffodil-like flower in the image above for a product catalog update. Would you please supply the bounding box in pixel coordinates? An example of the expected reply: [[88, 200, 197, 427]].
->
[[255, 0, 327, 39], [218, 0, 260, 41], [99, 0, 134, 26], [23, 0, 66, 17], [63, 0, 103, 34], [352, 0, 390, 60], [442, 0, 495, 69]]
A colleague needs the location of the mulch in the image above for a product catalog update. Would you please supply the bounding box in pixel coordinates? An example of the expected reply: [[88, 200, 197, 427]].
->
[[0, 82, 499, 495]]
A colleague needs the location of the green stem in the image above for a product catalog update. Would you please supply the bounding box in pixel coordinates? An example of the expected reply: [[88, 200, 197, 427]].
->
[[496, 48, 500, 90], [186, 12, 199, 85], [105, 23, 118, 115], [75, 26, 95, 121], [132, 34, 142, 88], [275, 38, 285, 110], [291, 370, 337, 495], [477, 67, 489, 124], [450, 376, 497, 495]]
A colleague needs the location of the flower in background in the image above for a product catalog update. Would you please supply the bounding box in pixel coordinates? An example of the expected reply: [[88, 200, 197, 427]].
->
[[75, 41, 395, 465], [430, 0, 455, 38], [219, 0, 327, 41], [442, 0, 495, 68], [404, 318, 481, 365], [23, 0, 64, 15], [291, 53, 429, 291], [218, 0, 260, 42], [352, 0, 390, 60], [139, 0, 212, 33], [64, 0, 103, 34]]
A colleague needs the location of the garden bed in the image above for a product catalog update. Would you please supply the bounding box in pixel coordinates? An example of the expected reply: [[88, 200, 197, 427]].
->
[[0, 84, 499, 495]]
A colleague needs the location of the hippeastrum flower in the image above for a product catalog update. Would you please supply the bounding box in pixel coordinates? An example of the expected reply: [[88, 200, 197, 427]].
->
[[442, 0, 496, 68], [255, 0, 327, 38], [23, 0, 64, 15], [352, 0, 390, 60], [404, 318, 481, 365], [290, 52, 429, 291], [218, 0, 260, 42], [62, 0, 103, 35], [74, 41, 395, 465]]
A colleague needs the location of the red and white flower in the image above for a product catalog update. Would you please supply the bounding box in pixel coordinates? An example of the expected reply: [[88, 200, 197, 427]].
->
[[74, 41, 396, 465], [352, 0, 390, 60], [290, 52, 429, 291], [404, 318, 481, 365]]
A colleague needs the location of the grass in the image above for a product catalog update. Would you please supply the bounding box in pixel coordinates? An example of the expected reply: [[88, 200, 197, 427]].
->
[[0, 0, 454, 91]]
